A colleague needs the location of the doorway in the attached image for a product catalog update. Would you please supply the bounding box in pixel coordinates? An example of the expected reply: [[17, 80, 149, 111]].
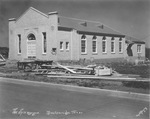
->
[[27, 33, 36, 58]]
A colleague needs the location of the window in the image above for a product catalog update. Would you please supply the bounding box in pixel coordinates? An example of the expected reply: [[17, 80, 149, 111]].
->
[[18, 34, 21, 54], [42, 32, 47, 54], [66, 42, 69, 50], [60, 41, 63, 50], [27, 33, 36, 58], [137, 44, 141, 53], [111, 37, 115, 53], [27, 34, 36, 40], [92, 36, 97, 53], [81, 35, 87, 54], [102, 36, 107, 53], [119, 38, 123, 53]]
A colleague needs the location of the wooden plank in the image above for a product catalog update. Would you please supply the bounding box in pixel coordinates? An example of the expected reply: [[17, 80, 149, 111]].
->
[[47, 75, 150, 82], [66, 66, 93, 71], [0, 54, 5, 61], [56, 63, 76, 74]]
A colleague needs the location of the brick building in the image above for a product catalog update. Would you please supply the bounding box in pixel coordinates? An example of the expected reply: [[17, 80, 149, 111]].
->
[[9, 7, 145, 62]]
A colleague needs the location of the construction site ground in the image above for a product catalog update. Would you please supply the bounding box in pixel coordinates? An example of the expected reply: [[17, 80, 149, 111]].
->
[[0, 60, 149, 94]]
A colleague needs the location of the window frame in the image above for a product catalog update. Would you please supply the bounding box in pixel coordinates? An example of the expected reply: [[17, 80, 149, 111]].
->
[[66, 42, 69, 51], [81, 35, 87, 54], [111, 37, 115, 53], [60, 41, 64, 51], [92, 36, 97, 54], [27, 34, 36, 40], [119, 38, 123, 53], [137, 44, 142, 53], [18, 34, 21, 54], [102, 36, 107, 53], [42, 32, 47, 54]]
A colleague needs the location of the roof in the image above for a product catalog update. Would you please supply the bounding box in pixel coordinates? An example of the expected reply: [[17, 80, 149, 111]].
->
[[16, 7, 49, 22], [133, 41, 145, 44], [58, 16, 125, 37], [125, 36, 145, 44], [10, 7, 144, 43]]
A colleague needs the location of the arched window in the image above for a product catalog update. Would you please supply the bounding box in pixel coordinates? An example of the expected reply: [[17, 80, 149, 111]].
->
[[111, 37, 115, 53], [92, 35, 97, 53], [81, 34, 86, 39], [102, 36, 107, 53], [27, 33, 36, 58], [81, 35, 87, 54], [119, 37, 123, 53], [27, 33, 36, 40]]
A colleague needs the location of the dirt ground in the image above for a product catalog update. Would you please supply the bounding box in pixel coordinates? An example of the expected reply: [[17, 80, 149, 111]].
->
[[0, 60, 149, 94]]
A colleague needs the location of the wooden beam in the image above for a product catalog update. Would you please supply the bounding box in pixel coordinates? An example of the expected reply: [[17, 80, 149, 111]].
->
[[56, 63, 76, 74]]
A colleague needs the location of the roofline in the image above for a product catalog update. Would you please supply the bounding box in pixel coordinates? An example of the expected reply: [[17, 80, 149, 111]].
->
[[133, 41, 145, 44], [125, 36, 145, 44], [77, 30, 125, 38], [58, 26, 125, 37], [48, 11, 58, 15], [8, 18, 16, 21], [58, 26, 73, 31], [15, 7, 48, 23]]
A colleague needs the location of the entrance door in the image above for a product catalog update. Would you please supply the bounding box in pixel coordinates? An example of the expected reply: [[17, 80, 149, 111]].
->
[[27, 33, 36, 58]]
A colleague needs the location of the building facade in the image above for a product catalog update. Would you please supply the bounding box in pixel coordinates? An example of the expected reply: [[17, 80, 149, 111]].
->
[[9, 7, 145, 62]]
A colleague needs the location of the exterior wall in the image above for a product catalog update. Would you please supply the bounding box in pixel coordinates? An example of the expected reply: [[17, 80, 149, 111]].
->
[[131, 43, 145, 58], [9, 8, 145, 62], [9, 19, 16, 60], [122, 40, 145, 62], [9, 8, 58, 61], [78, 34, 127, 60], [14, 28, 26, 60], [71, 30, 80, 60], [57, 30, 71, 60], [57, 29, 81, 61], [47, 12, 58, 61]]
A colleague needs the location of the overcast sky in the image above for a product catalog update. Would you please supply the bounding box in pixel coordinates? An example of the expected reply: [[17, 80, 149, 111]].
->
[[0, 0, 150, 47]]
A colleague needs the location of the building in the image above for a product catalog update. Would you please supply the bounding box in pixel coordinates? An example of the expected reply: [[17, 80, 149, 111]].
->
[[9, 7, 145, 62]]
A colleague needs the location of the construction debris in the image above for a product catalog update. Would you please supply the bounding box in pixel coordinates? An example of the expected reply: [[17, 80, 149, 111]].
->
[[34, 62, 112, 76], [16, 60, 141, 81], [0, 54, 6, 66]]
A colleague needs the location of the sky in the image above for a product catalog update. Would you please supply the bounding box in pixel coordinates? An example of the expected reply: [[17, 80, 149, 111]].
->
[[0, 0, 150, 47]]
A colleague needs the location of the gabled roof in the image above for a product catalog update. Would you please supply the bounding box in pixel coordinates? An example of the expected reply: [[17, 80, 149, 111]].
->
[[13, 7, 144, 42], [16, 7, 48, 22], [58, 16, 125, 37]]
